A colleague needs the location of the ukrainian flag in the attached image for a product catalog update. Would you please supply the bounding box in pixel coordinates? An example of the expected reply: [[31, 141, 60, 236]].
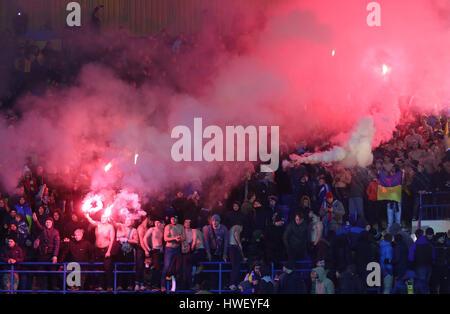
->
[[377, 171, 402, 203]]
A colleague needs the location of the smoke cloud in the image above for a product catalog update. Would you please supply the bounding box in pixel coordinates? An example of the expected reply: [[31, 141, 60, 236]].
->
[[1, 0, 449, 209]]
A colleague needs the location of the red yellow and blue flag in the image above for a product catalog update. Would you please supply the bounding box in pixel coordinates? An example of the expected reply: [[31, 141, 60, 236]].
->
[[377, 171, 402, 203]]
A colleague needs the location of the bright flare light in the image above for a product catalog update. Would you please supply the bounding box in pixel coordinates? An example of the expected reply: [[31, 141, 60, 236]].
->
[[134, 153, 139, 165], [104, 162, 112, 172], [81, 194, 104, 214], [331, 49, 335, 56], [102, 205, 113, 220], [382, 64, 391, 76]]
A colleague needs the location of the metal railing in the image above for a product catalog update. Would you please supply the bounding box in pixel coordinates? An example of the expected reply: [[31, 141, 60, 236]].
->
[[0, 260, 408, 294], [419, 191, 450, 224], [0, 260, 316, 294]]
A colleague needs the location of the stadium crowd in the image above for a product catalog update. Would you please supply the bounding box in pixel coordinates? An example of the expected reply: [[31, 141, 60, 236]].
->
[[0, 7, 449, 295]]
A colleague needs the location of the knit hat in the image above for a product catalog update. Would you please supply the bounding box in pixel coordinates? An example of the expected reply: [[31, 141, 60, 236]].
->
[[326, 192, 333, 199]]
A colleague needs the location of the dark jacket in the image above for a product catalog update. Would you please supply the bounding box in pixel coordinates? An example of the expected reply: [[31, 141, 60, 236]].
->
[[408, 236, 435, 267], [275, 271, 307, 294], [283, 220, 308, 252], [61, 239, 94, 263], [1, 244, 24, 263], [392, 240, 409, 278], [224, 210, 246, 230], [338, 265, 364, 294], [391, 270, 428, 294], [38, 227, 60, 257], [203, 224, 229, 257]]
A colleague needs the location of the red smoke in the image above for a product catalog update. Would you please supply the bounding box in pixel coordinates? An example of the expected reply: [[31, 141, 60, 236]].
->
[[0, 0, 448, 203]]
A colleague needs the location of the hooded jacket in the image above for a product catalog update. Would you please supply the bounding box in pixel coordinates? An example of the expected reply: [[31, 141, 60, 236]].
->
[[283, 220, 308, 252], [1, 243, 24, 264], [392, 240, 409, 278], [38, 226, 60, 257], [275, 269, 307, 294], [391, 270, 428, 294], [408, 236, 435, 267], [379, 241, 393, 276], [311, 267, 334, 294], [319, 199, 345, 231]]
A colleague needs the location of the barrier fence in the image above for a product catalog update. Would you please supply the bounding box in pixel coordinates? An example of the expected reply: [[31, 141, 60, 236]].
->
[[0, 260, 315, 294], [418, 191, 450, 226]]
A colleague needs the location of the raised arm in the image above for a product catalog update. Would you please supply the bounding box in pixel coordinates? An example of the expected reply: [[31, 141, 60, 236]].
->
[[106, 224, 115, 258], [85, 213, 98, 226]]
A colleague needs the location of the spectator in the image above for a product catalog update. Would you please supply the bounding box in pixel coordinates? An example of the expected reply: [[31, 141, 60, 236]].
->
[[391, 270, 428, 294], [33, 217, 60, 290], [224, 201, 246, 230], [228, 222, 245, 291], [14, 196, 32, 231], [283, 211, 308, 266], [319, 192, 345, 235], [255, 266, 274, 294], [308, 209, 323, 258], [60, 229, 94, 290], [336, 264, 364, 294], [274, 261, 307, 294], [408, 227, 435, 292], [238, 261, 262, 293], [366, 170, 382, 229], [348, 167, 368, 224], [380, 233, 394, 294], [203, 214, 229, 262], [430, 232, 449, 294], [392, 233, 409, 280], [310, 266, 334, 294], [114, 217, 139, 291], [143, 219, 164, 290], [1, 236, 24, 291], [161, 214, 185, 292], [135, 216, 152, 291], [85, 212, 115, 291]]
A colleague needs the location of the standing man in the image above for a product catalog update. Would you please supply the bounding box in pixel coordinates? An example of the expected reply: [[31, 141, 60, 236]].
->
[[85, 213, 115, 291], [135, 216, 152, 291], [283, 211, 308, 267], [161, 214, 185, 292], [143, 219, 165, 290], [1, 236, 24, 291], [60, 229, 94, 290], [408, 227, 435, 293], [34, 217, 60, 290], [204, 214, 229, 262]]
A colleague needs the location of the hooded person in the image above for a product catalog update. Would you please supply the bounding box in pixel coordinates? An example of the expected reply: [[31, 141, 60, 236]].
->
[[392, 233, 409, 280], [391, 270, 428, 294], [319, 192, 345, 235], [224, 201, 246, 230], [379, 233, 394, 294], [408, 227, 436, 291], [274, 261, 307, 294], [336, 264, 364, 294], [389, 223, 414, 248], [283, 211, 308, 265], [310, 266, 334, 294]]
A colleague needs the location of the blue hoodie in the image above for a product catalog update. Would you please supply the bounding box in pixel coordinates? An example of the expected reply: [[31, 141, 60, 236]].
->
[[408, 236, 435, 266], [380, 241, 393, 276]]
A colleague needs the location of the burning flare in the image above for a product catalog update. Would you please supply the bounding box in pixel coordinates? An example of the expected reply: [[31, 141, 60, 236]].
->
[[81, 194, 104, 214], [104, 162, 112, 172]]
